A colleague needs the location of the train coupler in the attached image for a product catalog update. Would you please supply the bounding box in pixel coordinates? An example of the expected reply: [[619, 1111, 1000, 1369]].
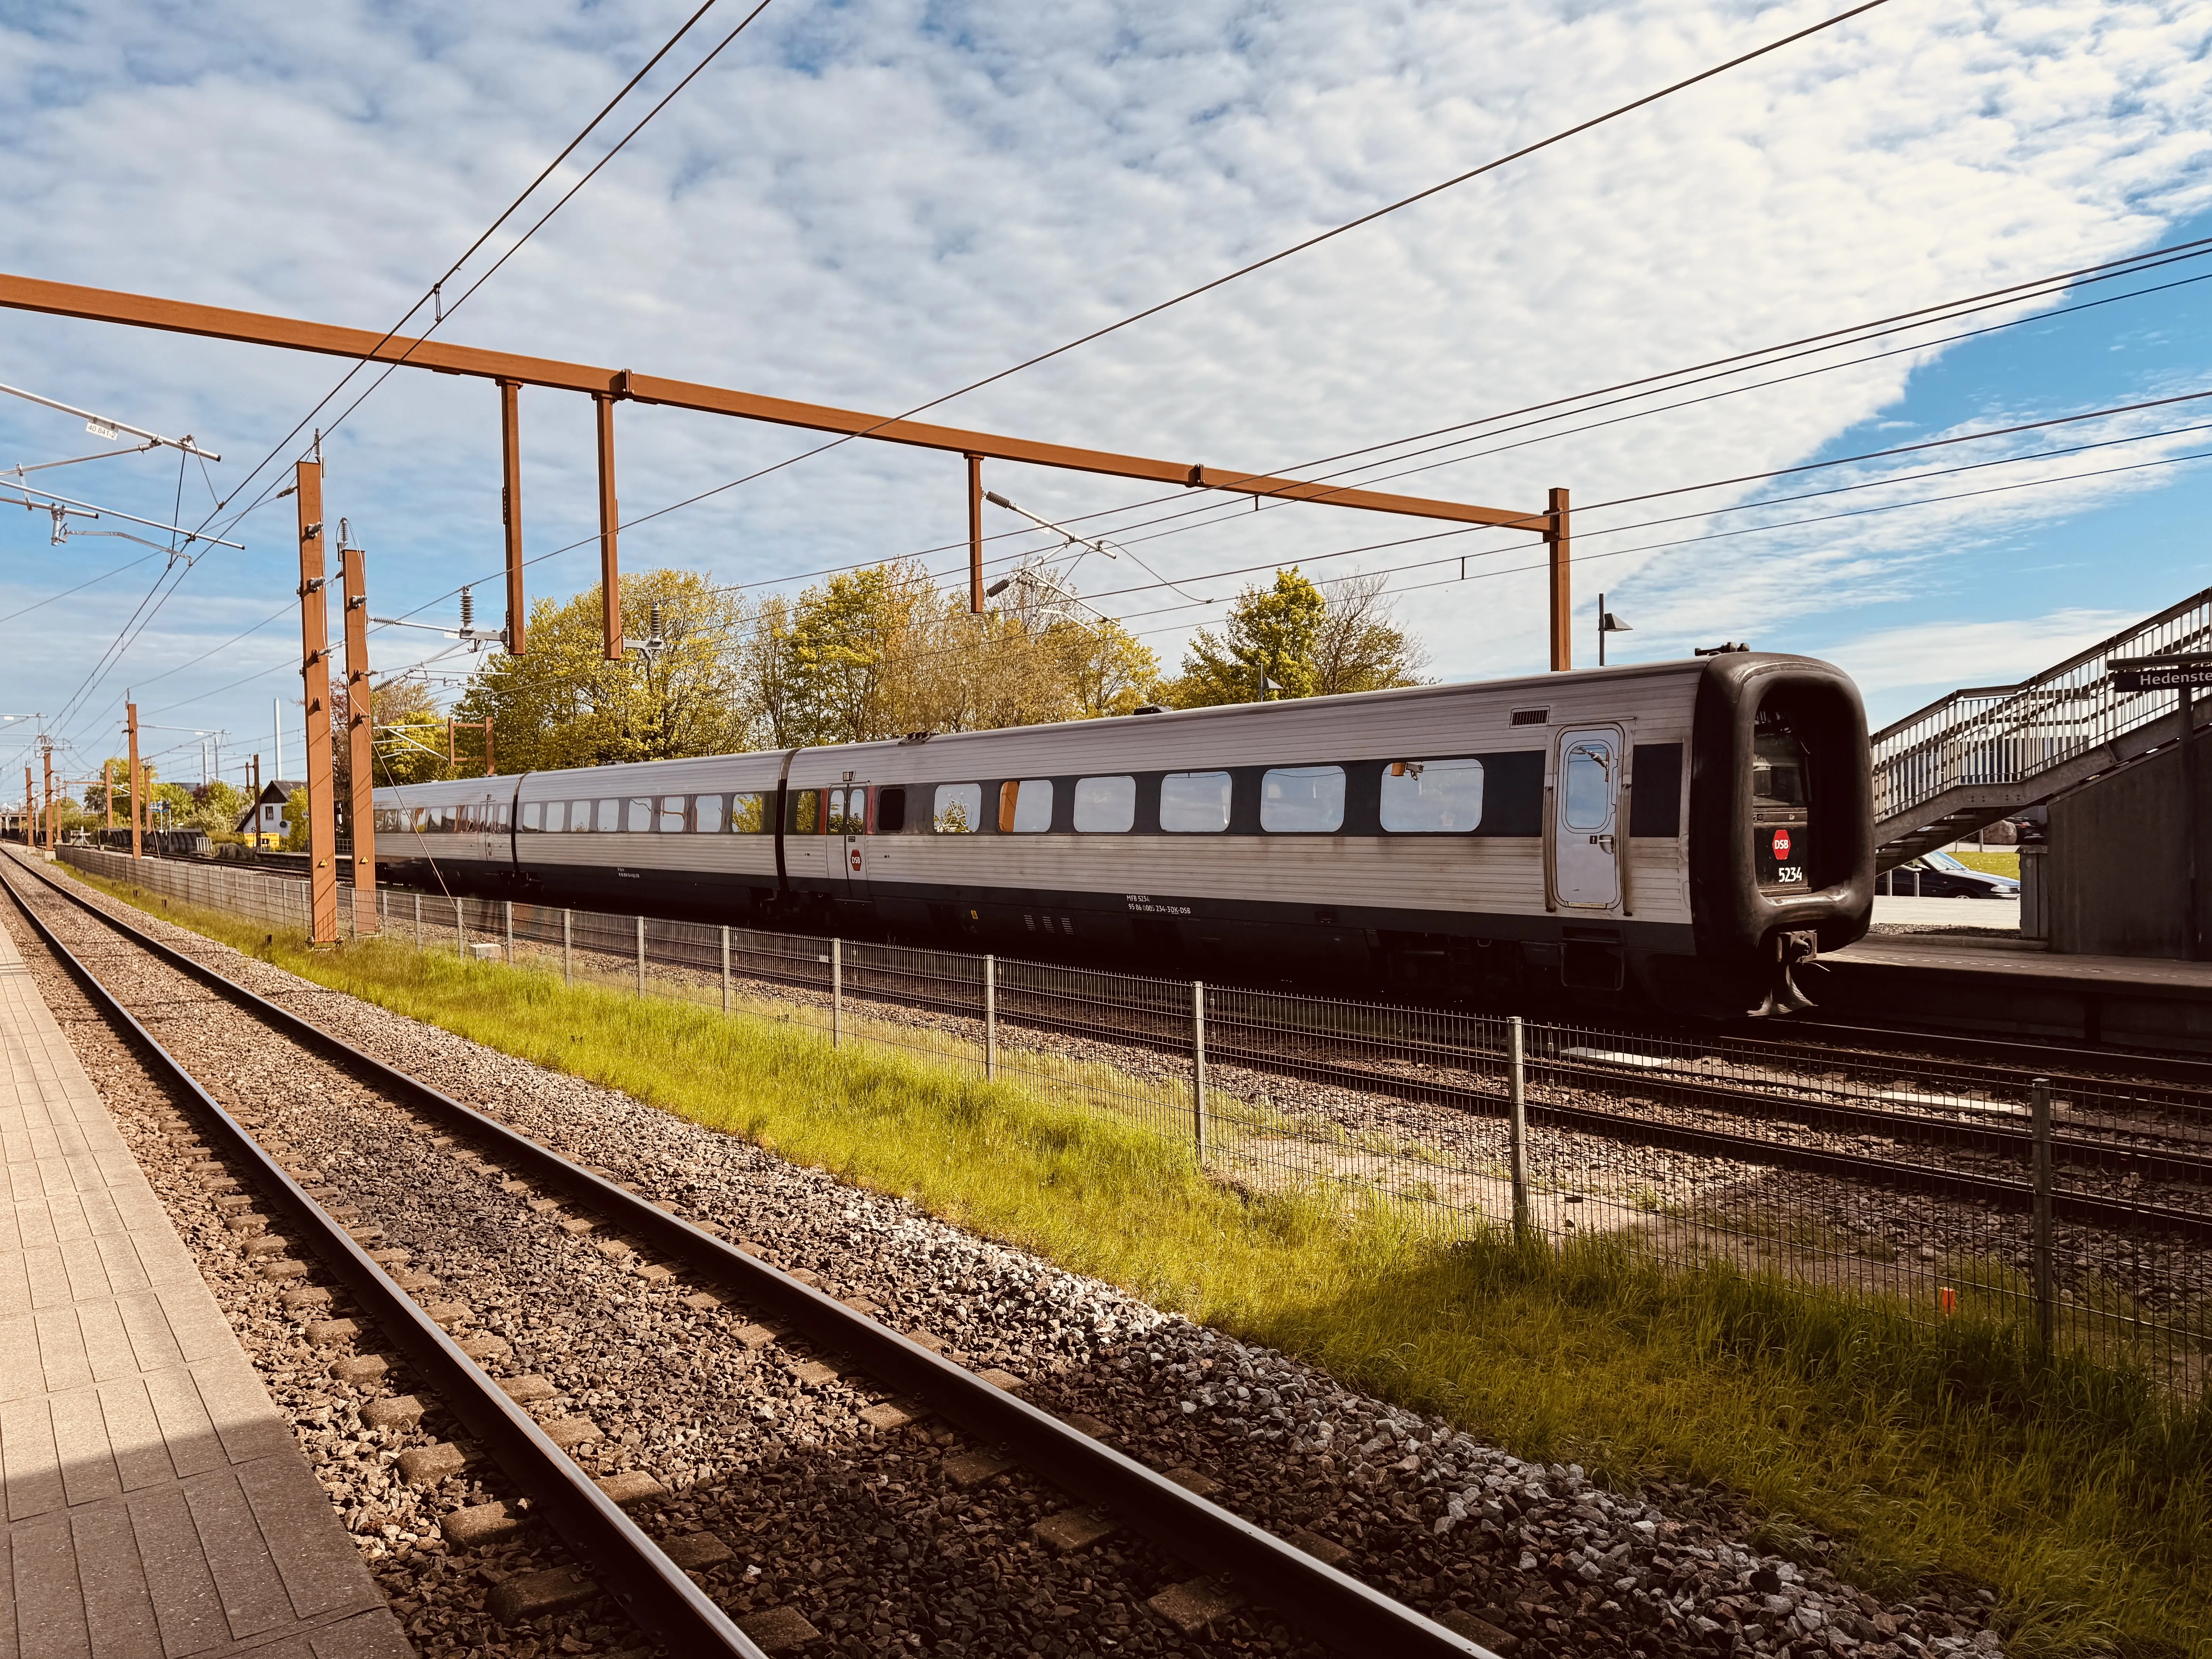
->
[[1765, 929, 1819, 1015]]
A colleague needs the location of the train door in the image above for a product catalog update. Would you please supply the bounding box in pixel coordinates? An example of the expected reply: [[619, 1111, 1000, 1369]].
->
[[828, 784, 870, 899], [479, 795, 502, 864], [1553, 726, 1622, 910]]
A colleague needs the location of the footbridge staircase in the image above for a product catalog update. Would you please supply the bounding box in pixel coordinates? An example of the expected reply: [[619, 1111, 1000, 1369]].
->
[[1871, 587, 2212, 871]]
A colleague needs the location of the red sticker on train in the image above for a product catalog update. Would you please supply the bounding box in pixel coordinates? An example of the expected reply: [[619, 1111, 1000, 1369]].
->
[[1771, 828, 1791, 860]]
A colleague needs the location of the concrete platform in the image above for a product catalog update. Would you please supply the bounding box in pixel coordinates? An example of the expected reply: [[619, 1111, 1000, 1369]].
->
[[0, 914, 411, 1656], [1815, 923, 2212, 1050]]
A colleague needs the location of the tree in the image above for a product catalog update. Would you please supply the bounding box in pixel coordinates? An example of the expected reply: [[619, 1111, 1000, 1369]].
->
[[453, 569, 753, 771], [1166, 567, 1425, 708], [1310, 570, 1429, 695], [346, 675, 450, 791]]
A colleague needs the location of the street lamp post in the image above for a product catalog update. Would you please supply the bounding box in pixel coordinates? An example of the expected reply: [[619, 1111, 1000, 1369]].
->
[[1598, 594, 1633, 667]]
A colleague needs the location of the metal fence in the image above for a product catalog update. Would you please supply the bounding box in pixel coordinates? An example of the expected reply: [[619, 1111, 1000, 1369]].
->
[[53, 846, 2212, 1395]]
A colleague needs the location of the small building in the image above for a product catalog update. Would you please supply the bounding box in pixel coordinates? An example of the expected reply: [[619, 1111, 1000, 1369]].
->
[[236, 780, 305, 849]]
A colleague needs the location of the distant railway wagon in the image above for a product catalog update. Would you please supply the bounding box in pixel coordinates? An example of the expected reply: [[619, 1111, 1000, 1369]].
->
[[371, 652, 1874, 1017]]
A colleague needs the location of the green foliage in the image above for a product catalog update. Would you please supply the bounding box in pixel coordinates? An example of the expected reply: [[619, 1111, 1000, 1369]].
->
[[172, 780, 249, 836], [1168, 568, 1427, 708], [281, 787, 309, 851], [454, 568, 752, 773], [70, 860, 2212, 1659], [745, 561, 1164, 745]]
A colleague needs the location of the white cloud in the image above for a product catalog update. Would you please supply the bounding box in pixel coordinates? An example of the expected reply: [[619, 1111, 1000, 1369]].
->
[[1, 0, 2210, 768], [1811, 604, 2140, 725]]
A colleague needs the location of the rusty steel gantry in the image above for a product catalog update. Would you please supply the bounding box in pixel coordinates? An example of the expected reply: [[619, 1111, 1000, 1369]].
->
[[0, 269, 1580, 941]]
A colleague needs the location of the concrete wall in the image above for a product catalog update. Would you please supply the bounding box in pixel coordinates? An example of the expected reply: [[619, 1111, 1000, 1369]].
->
[[2046, 737, 2212, 957]]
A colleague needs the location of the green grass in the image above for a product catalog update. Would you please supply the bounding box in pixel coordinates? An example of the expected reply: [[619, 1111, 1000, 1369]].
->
[[1950, 850, 2023, 879], [61, 866, 2212, 1658]]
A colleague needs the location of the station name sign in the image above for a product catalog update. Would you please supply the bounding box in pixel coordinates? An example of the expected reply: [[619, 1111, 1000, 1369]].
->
[[2113, 653, 2212, 692]]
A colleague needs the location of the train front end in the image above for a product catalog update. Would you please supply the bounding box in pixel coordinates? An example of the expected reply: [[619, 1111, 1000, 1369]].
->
[[1652, 652, 1874, 1016]]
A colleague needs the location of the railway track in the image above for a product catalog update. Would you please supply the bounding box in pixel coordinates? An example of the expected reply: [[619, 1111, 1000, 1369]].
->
[[568, 924, 2211, 1237], [2, 854, 1488, 1658]]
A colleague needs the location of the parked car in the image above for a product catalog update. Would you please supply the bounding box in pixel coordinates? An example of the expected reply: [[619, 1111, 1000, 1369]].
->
[[1878, 849, 2020, 899]]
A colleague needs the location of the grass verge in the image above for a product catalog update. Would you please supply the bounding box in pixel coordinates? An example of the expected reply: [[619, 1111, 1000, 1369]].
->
[[52, 866, 2212, 1659], [1948, 850, 2023, 879]]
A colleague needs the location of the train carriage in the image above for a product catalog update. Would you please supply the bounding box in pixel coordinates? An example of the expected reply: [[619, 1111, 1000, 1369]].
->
[[371, 650, 1872, 1017]]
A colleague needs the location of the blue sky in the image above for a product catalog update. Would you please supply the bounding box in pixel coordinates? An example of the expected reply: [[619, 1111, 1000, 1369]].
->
[[2, 0, 2210, 790]]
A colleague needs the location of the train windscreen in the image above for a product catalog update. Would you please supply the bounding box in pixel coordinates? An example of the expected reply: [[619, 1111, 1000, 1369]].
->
[[1752, 709, 1810, 888]]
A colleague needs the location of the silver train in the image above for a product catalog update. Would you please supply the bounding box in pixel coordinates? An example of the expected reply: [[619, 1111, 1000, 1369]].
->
[[371, 652, 1874, 1017]]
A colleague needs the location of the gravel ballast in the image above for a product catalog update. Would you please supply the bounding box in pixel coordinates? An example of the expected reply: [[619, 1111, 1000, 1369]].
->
[[4, 857, 2013, 1659]]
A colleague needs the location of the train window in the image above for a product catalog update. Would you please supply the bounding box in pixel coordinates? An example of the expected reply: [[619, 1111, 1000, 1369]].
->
[[520, 802, 541, 831], [1563, 739, 1614, 831], [1381, 758, 1486, 832], [1073, 775, 1135, 833], [619, 797, 648, 831], [934, 783, 982, 833], [998, 780, 1052, 833], [788, 789, 821, 835], [696, 794, 724, 833], [1261, 766, 1344, 833], [596, 799, 619, 833], [730, 792, 768, 833], [496, 803, 512, 829], [1160, 771, 1231, 833], [1753, 730, 1807, 807], [876, 787, 907, 834], [658, 796, 687, 833]]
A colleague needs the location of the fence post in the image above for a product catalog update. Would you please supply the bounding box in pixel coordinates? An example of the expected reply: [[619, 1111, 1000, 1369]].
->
[[563, 908, 573, 987], [1192, 980, 1208, 1159], [983, 955, 997, 1081], [456, 898, 465, 960], [2032, 1076, 2054, 1349], [721, 925, 732, 1016], [1508, 1015, 1530, 1241], [503, 899, 513, 965], [832, 938, 843, 1048], [635, 915, 646, 998], [414, 892, 421, 947]]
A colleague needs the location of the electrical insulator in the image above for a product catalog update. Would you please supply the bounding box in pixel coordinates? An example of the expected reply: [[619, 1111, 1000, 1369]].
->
[[460, 587, 474, 631]]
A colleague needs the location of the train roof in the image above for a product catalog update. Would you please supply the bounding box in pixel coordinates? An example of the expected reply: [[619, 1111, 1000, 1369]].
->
[[371, 652, 1844, 805]]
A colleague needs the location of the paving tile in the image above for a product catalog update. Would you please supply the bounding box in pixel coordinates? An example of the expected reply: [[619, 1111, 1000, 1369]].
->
[[184, 1467, 300, 1640], [139, 1368, 224, 1481], [305, 1605, 415, 1657], [34, 1306, 95, 1395], [109, 1293, 184, 1376], [127, 1485, 228, 1657], [48, 1387, 122, 1510], [236, 1452, 384, 1621], [2, 1395, 65, 1520], [70, 1302, 140, 1386], [10, 1511, 91, 1659], [69, 1502, 163, 1659], [95, 1377, 172, 1494]]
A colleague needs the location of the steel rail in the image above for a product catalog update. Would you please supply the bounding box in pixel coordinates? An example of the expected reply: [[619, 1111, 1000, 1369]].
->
[[103, 851, 2212, 1087], [380, 886, 2212, 1199], [0, 860, 770, 1659], [10, 852, 1491, 1659], [1199, 1026, 2212, 1182], [1194, 1037, 2212, 1241]]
